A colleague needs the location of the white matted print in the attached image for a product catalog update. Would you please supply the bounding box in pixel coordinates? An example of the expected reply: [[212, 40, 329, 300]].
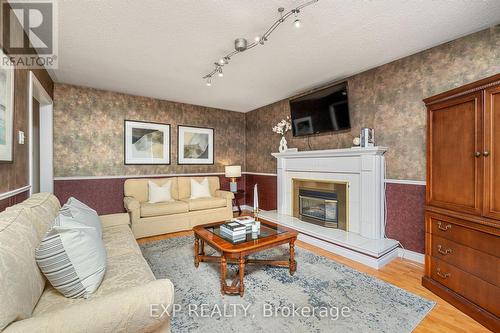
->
[[0, 48, 14, 162], [178, 126, 214, 165], [124, 120, 170, 164]]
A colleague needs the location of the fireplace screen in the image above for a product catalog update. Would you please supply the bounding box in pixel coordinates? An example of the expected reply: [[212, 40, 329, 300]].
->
[[299, 189, 339, 228]]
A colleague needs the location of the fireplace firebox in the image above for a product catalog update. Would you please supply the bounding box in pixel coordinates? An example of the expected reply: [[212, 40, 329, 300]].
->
[[292, 179, 347, 231], [299, 189, 339, 228]]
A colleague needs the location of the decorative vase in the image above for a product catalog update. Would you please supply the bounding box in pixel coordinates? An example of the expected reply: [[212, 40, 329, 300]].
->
[[279, 136, 288, 152]]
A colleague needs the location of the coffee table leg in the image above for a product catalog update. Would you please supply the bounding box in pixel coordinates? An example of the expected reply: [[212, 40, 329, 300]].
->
[[289, 239, 297, 275], [220, 256, 227, 295], [194, 236, 199, 268], [200, 239, 205, 256], [239, 257, 245, 297]]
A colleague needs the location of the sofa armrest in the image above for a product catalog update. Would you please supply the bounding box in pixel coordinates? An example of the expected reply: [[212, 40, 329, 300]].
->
[[215, 190, 234, 200], [4, 279, 174, 333], [215, 190, 234, 208], [99, 213, 130, 228], [124, 196, 141, 224]]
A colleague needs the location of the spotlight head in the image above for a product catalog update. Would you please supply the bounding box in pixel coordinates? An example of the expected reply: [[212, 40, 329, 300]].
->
[[293, 18, 302, 28], [254, 36, 261, 42], [219, 58, 225, 65], [218, 68, 223, 77], [206, 78, 212, 86]]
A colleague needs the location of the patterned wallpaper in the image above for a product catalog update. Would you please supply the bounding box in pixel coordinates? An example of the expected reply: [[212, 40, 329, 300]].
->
[[246, 27, 500, 180], [53, 84, 245, 177]]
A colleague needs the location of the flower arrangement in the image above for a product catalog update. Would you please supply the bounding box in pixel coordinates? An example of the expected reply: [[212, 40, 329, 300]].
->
[[272, 117, 291, 135]]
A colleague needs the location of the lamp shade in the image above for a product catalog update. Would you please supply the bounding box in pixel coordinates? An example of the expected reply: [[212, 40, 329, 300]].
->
[[225, 165, 241, 178]]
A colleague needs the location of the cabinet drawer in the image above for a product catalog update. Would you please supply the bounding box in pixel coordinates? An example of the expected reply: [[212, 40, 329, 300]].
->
[[428, 215, 499, 257], [430, 257, 500, 317], [431, 235, 499, 286]]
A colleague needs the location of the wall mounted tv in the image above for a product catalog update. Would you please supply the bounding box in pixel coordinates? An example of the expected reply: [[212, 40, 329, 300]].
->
[[289, 82, 350, 137]]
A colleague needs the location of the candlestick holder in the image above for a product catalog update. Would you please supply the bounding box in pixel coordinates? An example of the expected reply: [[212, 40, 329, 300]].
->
[[253, 208, 260, 221]]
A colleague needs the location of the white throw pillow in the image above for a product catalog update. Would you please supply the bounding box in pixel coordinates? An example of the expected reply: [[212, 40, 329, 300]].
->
[[60, 197, 102, 238], [35, 215, 107, 299], [148, 180, 173, 203], [190, 178, 211, 199]]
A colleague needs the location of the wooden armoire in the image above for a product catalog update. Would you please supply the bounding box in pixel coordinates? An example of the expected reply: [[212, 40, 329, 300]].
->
[[423, 74, 500, 331]]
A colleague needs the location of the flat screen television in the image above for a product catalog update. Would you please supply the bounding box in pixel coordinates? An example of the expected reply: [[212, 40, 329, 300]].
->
[[289, 82, 350, 137]]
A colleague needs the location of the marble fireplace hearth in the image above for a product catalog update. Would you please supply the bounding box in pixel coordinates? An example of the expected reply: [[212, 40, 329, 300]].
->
[[263, 147, 399, 269]]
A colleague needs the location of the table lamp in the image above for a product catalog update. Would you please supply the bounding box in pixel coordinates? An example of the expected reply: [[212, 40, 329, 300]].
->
[[225, 165, 241, 192]]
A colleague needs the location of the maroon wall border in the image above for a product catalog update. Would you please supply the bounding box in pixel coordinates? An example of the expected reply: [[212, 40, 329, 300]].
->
[[0, 190, 30, 212], [54, 174, 246, 216], [53, 174, 424, 254]]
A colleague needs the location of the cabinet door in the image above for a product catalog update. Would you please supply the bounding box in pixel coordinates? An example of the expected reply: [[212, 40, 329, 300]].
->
[[483, 85, 500, 221], [427, 92, 483, 215]]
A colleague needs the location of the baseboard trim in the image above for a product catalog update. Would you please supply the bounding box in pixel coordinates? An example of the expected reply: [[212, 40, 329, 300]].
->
[[398, 248, 424, 264], [0, 185, 31, 201], [233, 205, 265, 213]]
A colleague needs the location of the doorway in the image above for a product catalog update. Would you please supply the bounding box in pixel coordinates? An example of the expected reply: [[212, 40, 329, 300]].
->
[[29, 72, 53, 195]]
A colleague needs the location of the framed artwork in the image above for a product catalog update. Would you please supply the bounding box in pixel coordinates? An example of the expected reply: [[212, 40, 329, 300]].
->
[[124, 120, 171, 165], [178, 125, 214, 165], [0, 48, 14, 162]]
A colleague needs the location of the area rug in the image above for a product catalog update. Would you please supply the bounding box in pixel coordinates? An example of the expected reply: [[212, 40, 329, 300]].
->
[[140, 236, 434, 333]]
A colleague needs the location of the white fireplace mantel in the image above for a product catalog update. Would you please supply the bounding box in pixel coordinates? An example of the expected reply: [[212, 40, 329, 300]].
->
[[272, 147, 387, 240], [266, 146, 398, 268]]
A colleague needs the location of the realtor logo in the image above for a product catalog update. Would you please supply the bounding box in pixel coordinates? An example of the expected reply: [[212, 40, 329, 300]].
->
[[0, 0, 58, 68]]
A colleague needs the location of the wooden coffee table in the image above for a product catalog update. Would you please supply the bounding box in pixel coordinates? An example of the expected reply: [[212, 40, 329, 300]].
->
[[192, 219, 298, 297]]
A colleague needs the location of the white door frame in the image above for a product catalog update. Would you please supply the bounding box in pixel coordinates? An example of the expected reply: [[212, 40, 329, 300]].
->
[[28, 71, 54, 194]]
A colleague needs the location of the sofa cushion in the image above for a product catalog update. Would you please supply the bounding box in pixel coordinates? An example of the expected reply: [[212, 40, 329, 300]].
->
[[124, 178, 179, 202], [178, 176, 220, 199], [182, 197, 227, 212], [60, 197, 102, 238], [35, 218, 107, 299], [102, 224, 141, 258], [0, 208, 45, 331], [140, 201, 189, 217], [190, 177, 211, 199], [33, 251, 155, 316], [148, 180, 173, 203]]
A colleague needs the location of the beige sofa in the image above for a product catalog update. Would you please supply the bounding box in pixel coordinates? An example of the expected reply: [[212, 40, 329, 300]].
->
[[124, 176, 234, 239], [0, 193, 174, 333]]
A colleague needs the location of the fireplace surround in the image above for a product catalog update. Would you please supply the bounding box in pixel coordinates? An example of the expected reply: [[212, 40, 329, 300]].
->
[[263, 147, 400, 269]]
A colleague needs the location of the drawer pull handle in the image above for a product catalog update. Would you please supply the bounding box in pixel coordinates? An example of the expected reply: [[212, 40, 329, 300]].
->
[[437, 222, 451, 231], [437, 245, 453, 255], [436, 268, 450, 279]]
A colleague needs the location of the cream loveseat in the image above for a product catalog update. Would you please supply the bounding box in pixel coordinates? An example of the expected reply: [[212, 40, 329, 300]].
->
[[124, 176, 234, 239], [0, 193, 174, 333]]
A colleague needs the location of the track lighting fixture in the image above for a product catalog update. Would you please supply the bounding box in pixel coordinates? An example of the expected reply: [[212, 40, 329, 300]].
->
[[203, 0, 318, 85]]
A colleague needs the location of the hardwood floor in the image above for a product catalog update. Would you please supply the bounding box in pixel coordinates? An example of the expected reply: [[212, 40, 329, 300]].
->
[[137, 219, 491, 333]]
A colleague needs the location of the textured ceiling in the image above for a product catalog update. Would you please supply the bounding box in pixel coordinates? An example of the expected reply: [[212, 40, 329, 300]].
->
[[53, 0, 500, 112]]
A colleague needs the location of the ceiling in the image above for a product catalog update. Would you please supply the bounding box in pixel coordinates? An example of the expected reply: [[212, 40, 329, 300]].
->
[[53, 0, 500, 112]]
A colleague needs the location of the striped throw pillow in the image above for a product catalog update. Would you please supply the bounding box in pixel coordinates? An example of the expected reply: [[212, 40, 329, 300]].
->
[[35, 218, 106, 298]]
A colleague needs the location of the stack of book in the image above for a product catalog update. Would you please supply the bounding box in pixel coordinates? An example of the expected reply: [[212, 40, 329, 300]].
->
[[230, 216, 255, 232], [220, 221, 247, 242]]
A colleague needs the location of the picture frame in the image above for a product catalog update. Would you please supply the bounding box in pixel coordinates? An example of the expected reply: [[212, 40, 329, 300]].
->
[[177, 125, 214, 165], [0, 47, 15, 163], [124, 120, 171, 165]]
